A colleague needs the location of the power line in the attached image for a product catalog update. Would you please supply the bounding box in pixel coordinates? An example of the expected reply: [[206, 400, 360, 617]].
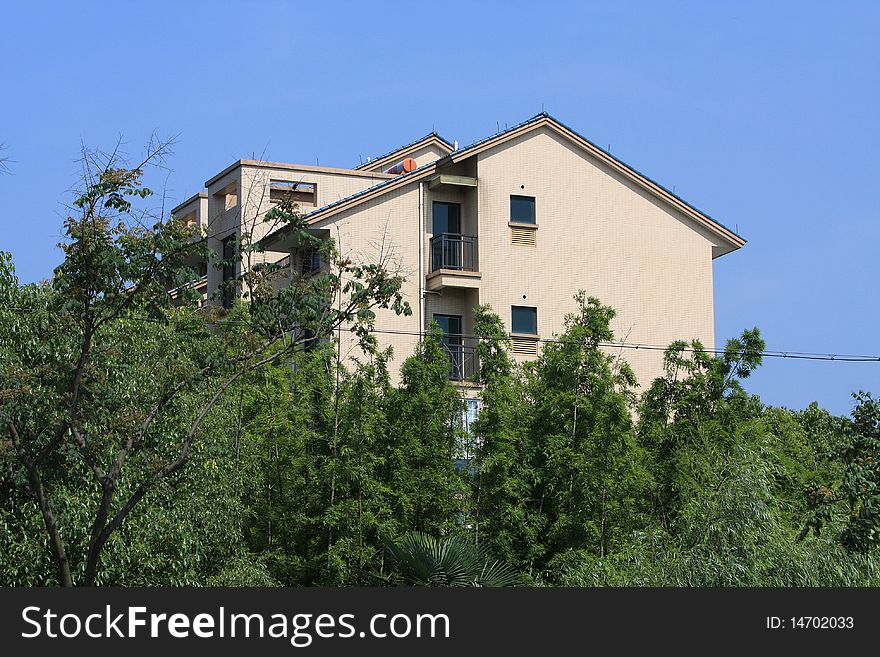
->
[[364, 327, 880, 363], [5, 307, 880, 363]]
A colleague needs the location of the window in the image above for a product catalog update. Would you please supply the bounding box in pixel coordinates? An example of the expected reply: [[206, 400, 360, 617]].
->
[[300, 326, 318, 352], [270, 180, 317, 207], [511, 305, 537, 335], [454, 398, 481, 469], [434, 313, 463, 376], [221, 235, 236, 309], [432, 201, 461, 235], [510, 195, 536, 224], [300, 246, 321, 276]]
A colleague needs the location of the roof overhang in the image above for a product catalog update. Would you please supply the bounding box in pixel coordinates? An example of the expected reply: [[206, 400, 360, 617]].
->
[[426, 174, 478, 190], [262, 226, 332, 253]]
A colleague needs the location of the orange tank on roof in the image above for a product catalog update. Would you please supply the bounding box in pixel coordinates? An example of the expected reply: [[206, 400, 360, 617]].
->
[[384, 158, 417, 175]]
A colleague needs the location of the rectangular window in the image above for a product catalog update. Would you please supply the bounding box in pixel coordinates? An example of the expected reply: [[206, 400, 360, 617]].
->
[[432, 201, 461, 235], [270, 180, 317, 207], [510, 195, 536, 224], [300, 245, 321, 276], [434, 314, 468, 380], [434, 314, 463, 349], [511, 305, 537, 335], [454, 398, 481, 469]]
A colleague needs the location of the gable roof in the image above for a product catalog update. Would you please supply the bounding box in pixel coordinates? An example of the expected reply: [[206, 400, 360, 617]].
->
[[354, 131, 455, 172], [264, 113, 745, 255]]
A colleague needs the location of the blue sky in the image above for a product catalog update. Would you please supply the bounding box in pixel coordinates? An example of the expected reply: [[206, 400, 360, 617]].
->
[[1, 1, 877, 415]]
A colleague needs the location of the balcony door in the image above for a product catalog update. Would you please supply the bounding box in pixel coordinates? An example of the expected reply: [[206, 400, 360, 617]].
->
[[432, 202, 463, 271], [432, 201, 461, 235], [434, 314, 464, 379]]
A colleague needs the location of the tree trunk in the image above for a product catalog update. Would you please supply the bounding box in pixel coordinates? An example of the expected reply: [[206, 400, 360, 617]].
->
[[31, 466, 73, 587], [9, 423, 73, 586]]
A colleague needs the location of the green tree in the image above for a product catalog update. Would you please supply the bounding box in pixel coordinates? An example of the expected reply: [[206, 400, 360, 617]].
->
[[0, 144, 409, 586], [385, 327, 465, 536], [638, 328, 765, 527], [801, 392, 880, 554], [470, 305, 541, 571], [761, 403, 847, 530], [526, 293, 648, 569], [318, 349, 398, 584], [0, 281, 269, 585], [236, 344, 335, 585], [839, 392, 880, 552]]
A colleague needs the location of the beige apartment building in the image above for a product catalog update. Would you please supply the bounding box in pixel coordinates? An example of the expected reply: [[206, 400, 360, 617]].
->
[[171, 113, 744, 391]]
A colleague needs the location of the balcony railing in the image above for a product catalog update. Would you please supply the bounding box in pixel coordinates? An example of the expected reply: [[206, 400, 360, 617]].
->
[[441, 339, 479, 382], [430, 233, 477, 272]]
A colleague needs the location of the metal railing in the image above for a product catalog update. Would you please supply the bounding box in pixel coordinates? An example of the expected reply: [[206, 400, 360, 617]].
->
[[430, 233, 477, 272], [442, 340, 479, 382]]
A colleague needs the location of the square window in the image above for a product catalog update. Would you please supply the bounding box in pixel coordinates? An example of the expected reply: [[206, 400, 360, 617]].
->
[[510, 195, 536, 224], [511, 305, 537, 335]]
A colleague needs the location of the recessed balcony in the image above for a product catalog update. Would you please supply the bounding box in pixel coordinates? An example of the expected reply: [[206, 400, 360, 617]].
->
[[442, 341, 479, 382], [426, 233, 481, 291]]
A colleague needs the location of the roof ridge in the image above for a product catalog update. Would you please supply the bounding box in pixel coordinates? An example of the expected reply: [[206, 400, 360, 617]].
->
[[354, 131, 455, 170]]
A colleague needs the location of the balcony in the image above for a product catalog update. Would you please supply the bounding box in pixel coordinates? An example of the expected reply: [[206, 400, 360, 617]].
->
[[442, 341, 479, 382], [168, 274, 208, 306], [430, 233, 477, 272], [426, 233, 481, 291]]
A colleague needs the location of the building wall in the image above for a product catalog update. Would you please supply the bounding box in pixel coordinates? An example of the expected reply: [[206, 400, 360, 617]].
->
[[473, 126, 716, 389], [315, 125, 720, 390], [205, 164, 392, 301], [406, 143, 450, 168], [205, 168, 243, 299], [201, 126, 726, 392], [170, 193, 208, 229], [312, 184, 424, 377], [240, 164, 389, 214]]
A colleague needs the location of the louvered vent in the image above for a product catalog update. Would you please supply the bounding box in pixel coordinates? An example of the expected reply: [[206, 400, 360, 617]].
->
[[511, 337, 539, 356], [510, 226, 536, 246]]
